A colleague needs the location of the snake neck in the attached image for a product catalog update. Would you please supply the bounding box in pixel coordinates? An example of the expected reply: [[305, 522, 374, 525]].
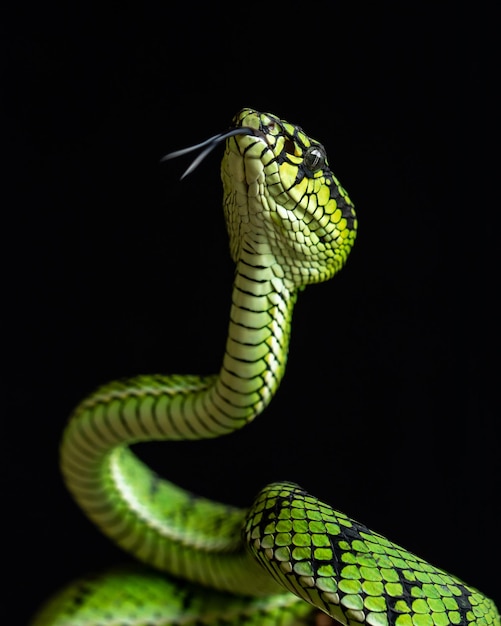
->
[[201, 251, 297, 436]]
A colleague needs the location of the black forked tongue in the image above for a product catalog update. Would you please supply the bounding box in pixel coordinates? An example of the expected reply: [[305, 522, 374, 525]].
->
[[161, 127, 256, 180]]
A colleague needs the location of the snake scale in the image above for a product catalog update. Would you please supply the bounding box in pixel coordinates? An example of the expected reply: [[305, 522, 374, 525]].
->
[[31, 109, 499, 626]]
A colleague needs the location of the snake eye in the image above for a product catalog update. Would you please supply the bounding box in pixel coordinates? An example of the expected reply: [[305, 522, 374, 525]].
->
[[304, 146, 326, 172]]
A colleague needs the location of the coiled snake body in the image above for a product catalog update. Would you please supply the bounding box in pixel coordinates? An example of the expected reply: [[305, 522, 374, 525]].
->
[[32, 109, 499, 626]]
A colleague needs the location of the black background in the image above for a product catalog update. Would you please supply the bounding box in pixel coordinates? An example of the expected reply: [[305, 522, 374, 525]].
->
[[4, 3, 499, 624]]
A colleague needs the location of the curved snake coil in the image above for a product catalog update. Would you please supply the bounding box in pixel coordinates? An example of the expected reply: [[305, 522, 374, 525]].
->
[[32, 109, 499, 626]]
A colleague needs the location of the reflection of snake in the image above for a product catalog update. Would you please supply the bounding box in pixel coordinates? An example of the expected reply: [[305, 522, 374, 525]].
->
[[32, 109, 499, 625]]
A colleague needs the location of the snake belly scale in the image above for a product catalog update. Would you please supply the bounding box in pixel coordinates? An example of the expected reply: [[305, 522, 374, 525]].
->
[[31, 109, 499, 626]]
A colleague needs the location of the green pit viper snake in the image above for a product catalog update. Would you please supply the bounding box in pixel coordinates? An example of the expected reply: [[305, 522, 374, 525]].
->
[[31, 109, 499, 626]]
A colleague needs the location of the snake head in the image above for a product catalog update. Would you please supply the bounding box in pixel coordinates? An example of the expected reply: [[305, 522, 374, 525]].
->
[[222, 108, 358, 288], [162, 108, 357, 289]]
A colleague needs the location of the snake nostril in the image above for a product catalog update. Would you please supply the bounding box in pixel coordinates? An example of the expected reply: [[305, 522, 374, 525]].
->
[[283, 138, 296, 155]]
